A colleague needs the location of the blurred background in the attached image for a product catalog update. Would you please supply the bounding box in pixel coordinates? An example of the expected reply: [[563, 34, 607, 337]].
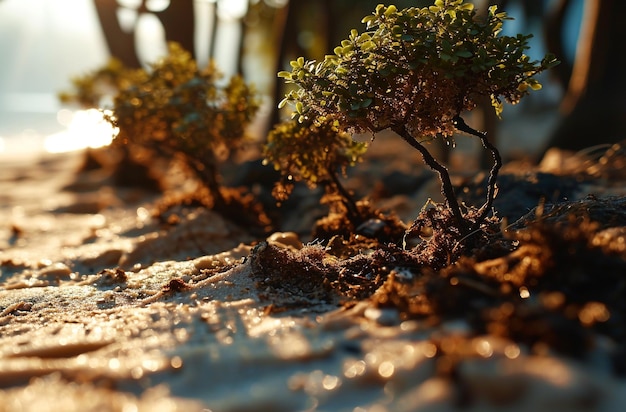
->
[[0, 0, 622, 163]]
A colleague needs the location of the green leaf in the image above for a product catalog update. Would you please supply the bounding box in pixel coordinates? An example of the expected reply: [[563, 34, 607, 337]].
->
[[361, 40, 376, 51], [454, 50, 473, 58], [361, 15, 376, 25], [277, 71, 292, 79], [384, 5, 397, 17]]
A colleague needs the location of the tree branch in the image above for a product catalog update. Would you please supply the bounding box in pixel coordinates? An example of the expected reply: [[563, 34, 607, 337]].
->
[[453, 116, 501, 229], [392, 125, 468, 235]]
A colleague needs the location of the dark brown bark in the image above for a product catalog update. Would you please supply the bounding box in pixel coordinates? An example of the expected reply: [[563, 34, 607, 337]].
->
[[453, 117, 502, 230], [544, 0, 626, 152], [93, 0, 142, 68], [544, 0, 574, 91], [154, 0, 195, 55], [94, 0, 195, 66], [207, 1, 219, 61], [326, 167, 362, 226], [189, 154, 227, 210], [392, 124, 469, 235]]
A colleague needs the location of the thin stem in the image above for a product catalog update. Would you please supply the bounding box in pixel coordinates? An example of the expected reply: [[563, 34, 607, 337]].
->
[[453, 116, 502, 230], [392, 125, 469, 235], [189, 155, 227, 210], [326, 166, 362, 226]]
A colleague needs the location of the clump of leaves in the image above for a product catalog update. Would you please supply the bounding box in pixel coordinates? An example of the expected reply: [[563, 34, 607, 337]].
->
[[107, 42, 260, 210], [62, 42, 261, 213], [263, 118, 368, 224], [278, 0, 559, 246]]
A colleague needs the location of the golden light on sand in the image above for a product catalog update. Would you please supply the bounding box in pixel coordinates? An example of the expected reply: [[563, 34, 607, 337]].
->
[[44, 109, 118, 153]]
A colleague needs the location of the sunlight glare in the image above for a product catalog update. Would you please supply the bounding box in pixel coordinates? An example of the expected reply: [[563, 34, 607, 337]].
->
[[135, 13, 168, 65], [117, 0, 142, 8], [217, 0, 248, 20], [146, 0, 170, 12], [44, 109, 118, 153]]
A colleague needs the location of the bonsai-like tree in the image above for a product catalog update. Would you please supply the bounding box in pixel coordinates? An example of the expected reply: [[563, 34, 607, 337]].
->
[[105, 43, 260, 210], [264, 117, 368, 225], [277, 0, 558, 239]]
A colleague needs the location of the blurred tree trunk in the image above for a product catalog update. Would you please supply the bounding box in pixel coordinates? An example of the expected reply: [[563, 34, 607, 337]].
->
[[155, 0, 195, 55], [207, 2, 219, 62], [544, 0, 626, 152], [236, 6, 248, 76], [94, 0, 195, 67], [93, 0, 142, 68], [544, 0, 573, 92]]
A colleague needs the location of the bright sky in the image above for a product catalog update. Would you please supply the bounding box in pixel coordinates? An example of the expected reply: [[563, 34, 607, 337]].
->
[[0, 0, 110, 154], [0, 0, 246, 155]]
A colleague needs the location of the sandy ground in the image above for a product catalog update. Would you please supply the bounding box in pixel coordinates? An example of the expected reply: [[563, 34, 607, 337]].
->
[[1, 147, 626, 412]]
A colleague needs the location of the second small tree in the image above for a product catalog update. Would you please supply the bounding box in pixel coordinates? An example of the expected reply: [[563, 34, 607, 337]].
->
[[108, 43, 260, 211], [277, 0, 558, 245], [264, 117, 368, 227]]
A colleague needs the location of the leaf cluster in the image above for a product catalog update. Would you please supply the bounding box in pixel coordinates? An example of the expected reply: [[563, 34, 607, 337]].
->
[[60, 43, 260, 209], [109, 43, 260, 166], [279, 0, 559, 139], [263, 118, 368, 201]]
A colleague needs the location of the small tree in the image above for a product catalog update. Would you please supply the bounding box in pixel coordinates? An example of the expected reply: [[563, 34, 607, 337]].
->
[[107, 43, 260, 209], [264, 118, 368, 224], [278, 0, 558, 240], [61, 43, 260, 211]]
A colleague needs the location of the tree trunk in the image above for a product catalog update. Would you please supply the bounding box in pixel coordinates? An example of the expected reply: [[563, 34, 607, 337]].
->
[[155, 0, 195, 56], [544, 0, 626, 152], [392, 124, 469, 235], [544, 0, 574, 91], [190, 155, 227, 210], [93, 0, 142, 68], [94, 0, 196, 66]]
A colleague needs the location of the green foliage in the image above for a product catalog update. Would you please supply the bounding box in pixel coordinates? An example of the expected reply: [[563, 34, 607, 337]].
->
[[110, 42, 259, 167], [279, 0, 559, 138], [275, 0, 559, 242], [61, 43, 260, 209], [264, 118, 368, 201]]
